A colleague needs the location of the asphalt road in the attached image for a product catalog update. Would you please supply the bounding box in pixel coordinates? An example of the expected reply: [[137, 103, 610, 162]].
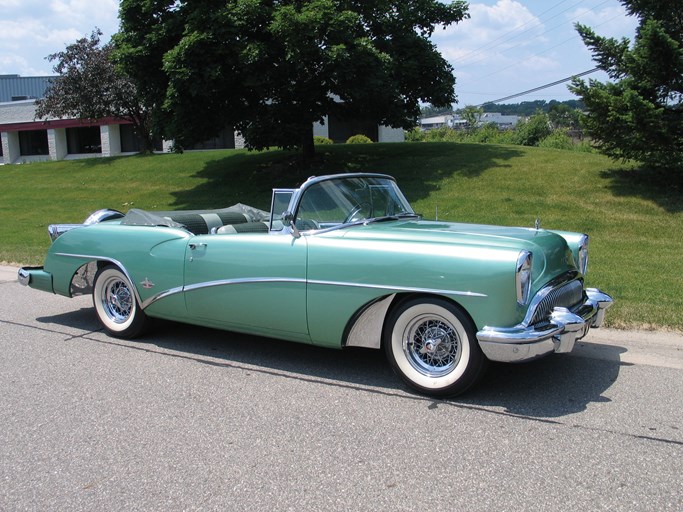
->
[[1, 265, 681, 511]]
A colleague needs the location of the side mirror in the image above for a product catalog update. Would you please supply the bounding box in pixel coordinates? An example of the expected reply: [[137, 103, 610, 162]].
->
[[282, 211, 301, 239]]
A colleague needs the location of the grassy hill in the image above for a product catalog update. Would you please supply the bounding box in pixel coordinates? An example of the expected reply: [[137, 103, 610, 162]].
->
[[1, 142, 681, 331]]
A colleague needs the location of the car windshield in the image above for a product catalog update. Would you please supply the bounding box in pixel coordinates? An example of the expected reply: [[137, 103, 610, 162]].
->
[[296, 176, 415, 229]]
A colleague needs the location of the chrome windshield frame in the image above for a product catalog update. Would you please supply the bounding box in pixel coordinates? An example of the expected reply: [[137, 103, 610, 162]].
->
[[274, 173, 414, 235]]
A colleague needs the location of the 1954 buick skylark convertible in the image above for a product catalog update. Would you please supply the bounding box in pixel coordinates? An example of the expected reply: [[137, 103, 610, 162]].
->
[[19, 173, 613, 396]]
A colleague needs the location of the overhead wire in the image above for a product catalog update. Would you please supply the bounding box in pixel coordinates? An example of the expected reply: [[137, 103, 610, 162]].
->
[[474, 67, 599, 105], [459, 5, 631, 101]]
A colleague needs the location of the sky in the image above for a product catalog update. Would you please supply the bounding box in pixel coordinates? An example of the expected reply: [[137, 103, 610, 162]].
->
[[0, 0, 639, 107]]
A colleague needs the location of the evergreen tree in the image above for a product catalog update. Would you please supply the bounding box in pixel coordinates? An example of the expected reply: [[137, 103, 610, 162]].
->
[[570, 0, 683, 171]]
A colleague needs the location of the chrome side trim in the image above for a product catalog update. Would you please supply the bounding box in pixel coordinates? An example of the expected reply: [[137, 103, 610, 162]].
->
[[308, 280, 487, 298], [169, 278, 486, 307], [141, 286, 185, 310], [54, 252, 487, 311], [183, 277, 306, 293]]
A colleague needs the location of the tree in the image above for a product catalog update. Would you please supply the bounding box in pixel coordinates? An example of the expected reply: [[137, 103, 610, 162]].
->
[[114, 0, 469, 159], [570, 0, 683, 170], [459, 105, 483, 128], [35, 29, 155, 152], [512, 111, 552, 146], [548, 103, 581, 130]]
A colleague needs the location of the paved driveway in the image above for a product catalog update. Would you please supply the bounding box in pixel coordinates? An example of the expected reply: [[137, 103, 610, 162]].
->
[[1, 265, 682, 511]]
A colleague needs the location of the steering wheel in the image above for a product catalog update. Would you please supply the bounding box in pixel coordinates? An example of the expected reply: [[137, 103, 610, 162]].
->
[[344, 203, 372, 223]]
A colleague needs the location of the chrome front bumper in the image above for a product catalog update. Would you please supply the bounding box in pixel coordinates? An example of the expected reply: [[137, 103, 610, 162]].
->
[[476, 288, 613, 363]]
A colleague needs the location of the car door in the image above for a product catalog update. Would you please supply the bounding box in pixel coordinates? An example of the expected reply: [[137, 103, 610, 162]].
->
[[183, 232, 309, 339]]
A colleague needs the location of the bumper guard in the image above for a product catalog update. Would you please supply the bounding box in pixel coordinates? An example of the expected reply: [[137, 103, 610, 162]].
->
[[476, 288, 613, 363]]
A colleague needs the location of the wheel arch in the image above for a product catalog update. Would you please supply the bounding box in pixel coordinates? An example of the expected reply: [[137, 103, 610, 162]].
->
[[343, 292, 477, 351], [67, 258, 142, 306]]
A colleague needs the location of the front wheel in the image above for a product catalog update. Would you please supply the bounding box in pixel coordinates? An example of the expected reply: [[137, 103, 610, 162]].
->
[[93, 265, 148, 338], [384, 298, 487, 396]]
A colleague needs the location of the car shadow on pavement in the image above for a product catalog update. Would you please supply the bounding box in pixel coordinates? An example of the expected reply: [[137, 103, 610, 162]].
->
[[461, 351, 627, 418], [37, 309, 626, 419]]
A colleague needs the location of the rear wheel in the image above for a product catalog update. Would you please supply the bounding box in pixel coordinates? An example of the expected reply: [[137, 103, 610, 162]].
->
[[384, 297, 487, 396], [93, 265, 147, 338]]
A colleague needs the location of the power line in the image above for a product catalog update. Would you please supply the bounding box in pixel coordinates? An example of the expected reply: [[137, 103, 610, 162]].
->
[[475, 67, 599, 106]]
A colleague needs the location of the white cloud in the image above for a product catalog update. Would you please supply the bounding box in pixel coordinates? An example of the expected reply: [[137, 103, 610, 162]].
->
[[0, 0, 119, 74], [570, 5, 638, 39], [434, 0, 544, 66]]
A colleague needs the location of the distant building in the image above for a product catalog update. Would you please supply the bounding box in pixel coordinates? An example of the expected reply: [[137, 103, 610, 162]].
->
[[419, 111, 520, 131], [0, 74, 53, 102], [0, 74, 404, 165], [479, 112, 520, 129]]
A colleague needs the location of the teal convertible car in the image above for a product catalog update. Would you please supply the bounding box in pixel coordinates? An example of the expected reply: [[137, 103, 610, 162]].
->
[[19, 173, 613, 396]]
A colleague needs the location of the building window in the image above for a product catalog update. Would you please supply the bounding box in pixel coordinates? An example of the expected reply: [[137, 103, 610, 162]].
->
[[66, 126, 102, 154], [19, 130, 49, 156]]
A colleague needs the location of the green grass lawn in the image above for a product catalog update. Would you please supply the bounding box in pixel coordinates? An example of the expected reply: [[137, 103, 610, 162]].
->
[[1, 142, 681, 331]]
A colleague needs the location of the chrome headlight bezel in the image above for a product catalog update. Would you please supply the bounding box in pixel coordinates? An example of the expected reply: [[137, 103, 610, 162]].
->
[[516, 250, 533, 306], [578, 234, 589, 275]]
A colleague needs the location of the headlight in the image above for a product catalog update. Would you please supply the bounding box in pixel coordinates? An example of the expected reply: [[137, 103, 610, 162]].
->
[[578, 234, 589, 275], [516, 250, 533, 305]]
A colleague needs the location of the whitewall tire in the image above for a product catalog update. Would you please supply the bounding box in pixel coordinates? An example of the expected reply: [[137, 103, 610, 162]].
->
[[93, 265, 147, 338], [384, 297, 487, 396]]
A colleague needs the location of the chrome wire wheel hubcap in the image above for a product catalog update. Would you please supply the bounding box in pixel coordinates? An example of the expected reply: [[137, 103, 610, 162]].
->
[[403, 314, 462, 377], [102, 278, 133, 324]]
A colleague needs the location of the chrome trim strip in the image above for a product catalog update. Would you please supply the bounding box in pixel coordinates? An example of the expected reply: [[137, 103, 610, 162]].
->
[[173, 277, 486, 300], [54, 252, 487, 311], [183, 277, 306, 293], [308, 279, 487, 298], [141, 286, 185, 310]]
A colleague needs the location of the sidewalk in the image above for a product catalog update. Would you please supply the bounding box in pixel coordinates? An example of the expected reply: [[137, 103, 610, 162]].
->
[[2, 264, 682, 368]]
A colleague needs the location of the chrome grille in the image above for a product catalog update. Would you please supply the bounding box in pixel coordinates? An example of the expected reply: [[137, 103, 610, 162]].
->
[[527, 279, 584, 326]]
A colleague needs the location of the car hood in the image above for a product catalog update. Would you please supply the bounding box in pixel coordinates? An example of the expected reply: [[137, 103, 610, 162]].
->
[[339, 218, 558, 246], [333, 218, 578, 277]]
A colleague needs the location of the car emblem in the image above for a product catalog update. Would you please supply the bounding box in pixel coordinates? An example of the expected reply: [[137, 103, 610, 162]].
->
[[141, 278, 155, 289]]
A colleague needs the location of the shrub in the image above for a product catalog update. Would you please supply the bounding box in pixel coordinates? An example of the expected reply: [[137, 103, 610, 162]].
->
[[537, 129, 575, 150], [405, 128, 425, 142], [512, 111, 552, 146], [468, 123, 502, 143], [313, 136, 333, 145], [346, 134, 373, 144]]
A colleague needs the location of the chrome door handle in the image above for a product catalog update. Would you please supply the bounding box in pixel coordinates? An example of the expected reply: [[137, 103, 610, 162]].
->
[[189, 243, 207, 250]]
